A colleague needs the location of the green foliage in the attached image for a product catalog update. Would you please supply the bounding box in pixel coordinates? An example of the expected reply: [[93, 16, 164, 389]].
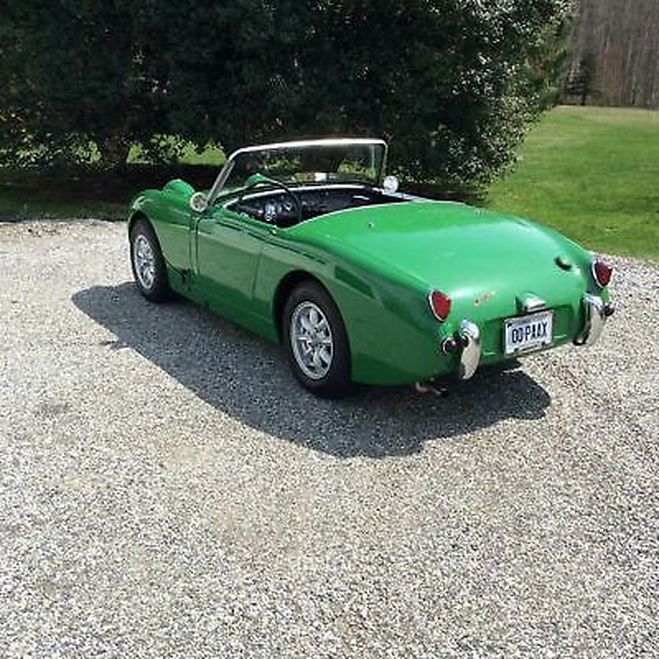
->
[[149, 0, 575, 187], [524, 15, 574, 110], [0, 0, 169, 168], [1, 0, 573, 185]]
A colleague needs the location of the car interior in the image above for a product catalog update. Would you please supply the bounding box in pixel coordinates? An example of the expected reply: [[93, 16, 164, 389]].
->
[[227, 186, 407, 228]]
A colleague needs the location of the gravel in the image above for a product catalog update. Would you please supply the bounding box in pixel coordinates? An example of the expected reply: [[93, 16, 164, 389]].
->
[[0, 219, 657, 658]]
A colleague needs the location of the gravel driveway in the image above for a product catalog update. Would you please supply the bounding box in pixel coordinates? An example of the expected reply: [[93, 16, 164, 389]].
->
[[0, 220, 657, 658]]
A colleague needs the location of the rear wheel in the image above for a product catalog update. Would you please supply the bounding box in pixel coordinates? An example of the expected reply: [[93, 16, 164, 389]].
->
[[129, 219, 172, 302], [283, 281, 351, 398]]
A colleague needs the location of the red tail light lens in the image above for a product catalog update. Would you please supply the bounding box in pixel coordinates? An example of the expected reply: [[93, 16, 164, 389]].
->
[[592, 260, 613, 288], [428, 290, 452, 322]]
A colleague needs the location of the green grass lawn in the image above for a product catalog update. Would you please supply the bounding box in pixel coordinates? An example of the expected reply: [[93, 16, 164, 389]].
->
[[487, 105, 659, 261], [2, 106, 657, 260]]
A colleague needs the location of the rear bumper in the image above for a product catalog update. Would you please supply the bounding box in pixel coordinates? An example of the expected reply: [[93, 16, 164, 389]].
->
[[440, 319, 482, 381], [457, 320, 481, 380], [574, 293, 614, 347], [449, 293, 612, 382]]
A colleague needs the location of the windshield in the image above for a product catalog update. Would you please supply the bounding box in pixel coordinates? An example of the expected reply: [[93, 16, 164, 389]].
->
[[222, 140, 386, 192]]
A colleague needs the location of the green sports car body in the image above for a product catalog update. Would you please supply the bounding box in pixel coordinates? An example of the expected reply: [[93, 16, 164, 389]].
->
[[127, 138, 614, 397]]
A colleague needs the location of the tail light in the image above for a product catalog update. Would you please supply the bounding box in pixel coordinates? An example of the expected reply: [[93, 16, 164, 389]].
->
[[592, 260, 613, 288], [428, 290, 452, 322]]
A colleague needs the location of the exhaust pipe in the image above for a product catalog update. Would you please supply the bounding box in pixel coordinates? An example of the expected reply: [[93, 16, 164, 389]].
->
[[415, 381, 448, 397]]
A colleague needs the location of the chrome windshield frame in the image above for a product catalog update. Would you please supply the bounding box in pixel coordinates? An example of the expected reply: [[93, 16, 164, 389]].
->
[[206, 138, 388, 206]]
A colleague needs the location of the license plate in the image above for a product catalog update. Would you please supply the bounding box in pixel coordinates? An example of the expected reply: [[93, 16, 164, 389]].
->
[[504, 310, 554, 355]]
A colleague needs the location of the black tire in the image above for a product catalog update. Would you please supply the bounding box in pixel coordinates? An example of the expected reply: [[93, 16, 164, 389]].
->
[[129, 218, 172, 303], [283, 281, 352, 398]]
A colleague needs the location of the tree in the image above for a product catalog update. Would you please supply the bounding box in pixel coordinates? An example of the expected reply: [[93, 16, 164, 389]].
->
[[570, 0, 659, 108], [0, 0, 169, 168], [0, 0, 574, 186], [524, 15, 574, 110], [566, 53, 598, 105], [149, 0, 575, 186]]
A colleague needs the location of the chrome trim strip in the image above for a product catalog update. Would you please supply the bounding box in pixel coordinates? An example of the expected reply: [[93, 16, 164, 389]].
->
[[227, 137, 386, 158]]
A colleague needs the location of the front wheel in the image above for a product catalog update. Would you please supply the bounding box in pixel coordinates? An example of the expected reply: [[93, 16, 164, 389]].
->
[[283, 282, 351, 398], [129, 219, 172, 303]]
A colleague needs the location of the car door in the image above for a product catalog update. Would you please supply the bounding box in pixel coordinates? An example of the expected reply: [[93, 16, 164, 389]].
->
[[194, 204, 269, 322]]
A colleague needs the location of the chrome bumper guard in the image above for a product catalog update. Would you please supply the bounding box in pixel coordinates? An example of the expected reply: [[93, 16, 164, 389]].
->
[[446, 294, 610, 385], [458, 320, 481, 380], [575, 293, 613, 347]]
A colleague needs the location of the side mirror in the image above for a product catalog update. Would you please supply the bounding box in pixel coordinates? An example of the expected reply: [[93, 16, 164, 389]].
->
[[383, 175, 399, 193], [189, 191, 208, 213]]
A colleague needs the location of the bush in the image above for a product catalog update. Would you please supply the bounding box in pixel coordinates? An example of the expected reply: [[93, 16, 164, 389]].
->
[[0, 1, 573, 187]]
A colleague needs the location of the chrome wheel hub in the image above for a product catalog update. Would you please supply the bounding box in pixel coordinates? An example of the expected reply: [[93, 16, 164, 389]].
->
[[133, 234, 156, 290], [290, 302, 334, 380]]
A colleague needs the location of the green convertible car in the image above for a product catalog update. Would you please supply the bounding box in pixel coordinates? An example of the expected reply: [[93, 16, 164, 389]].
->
[[128, 138, 614, 398]]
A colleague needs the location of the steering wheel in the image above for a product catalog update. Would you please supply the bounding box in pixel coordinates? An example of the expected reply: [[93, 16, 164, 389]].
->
[[238, 174, 303, 224]]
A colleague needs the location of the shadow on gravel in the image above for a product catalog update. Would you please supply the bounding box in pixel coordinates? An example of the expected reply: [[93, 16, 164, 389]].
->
[[73, 283, 551, 458]]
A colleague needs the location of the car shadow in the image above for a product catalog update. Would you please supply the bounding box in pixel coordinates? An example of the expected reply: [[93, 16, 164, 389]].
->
[[72, 283, 551, 458]]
